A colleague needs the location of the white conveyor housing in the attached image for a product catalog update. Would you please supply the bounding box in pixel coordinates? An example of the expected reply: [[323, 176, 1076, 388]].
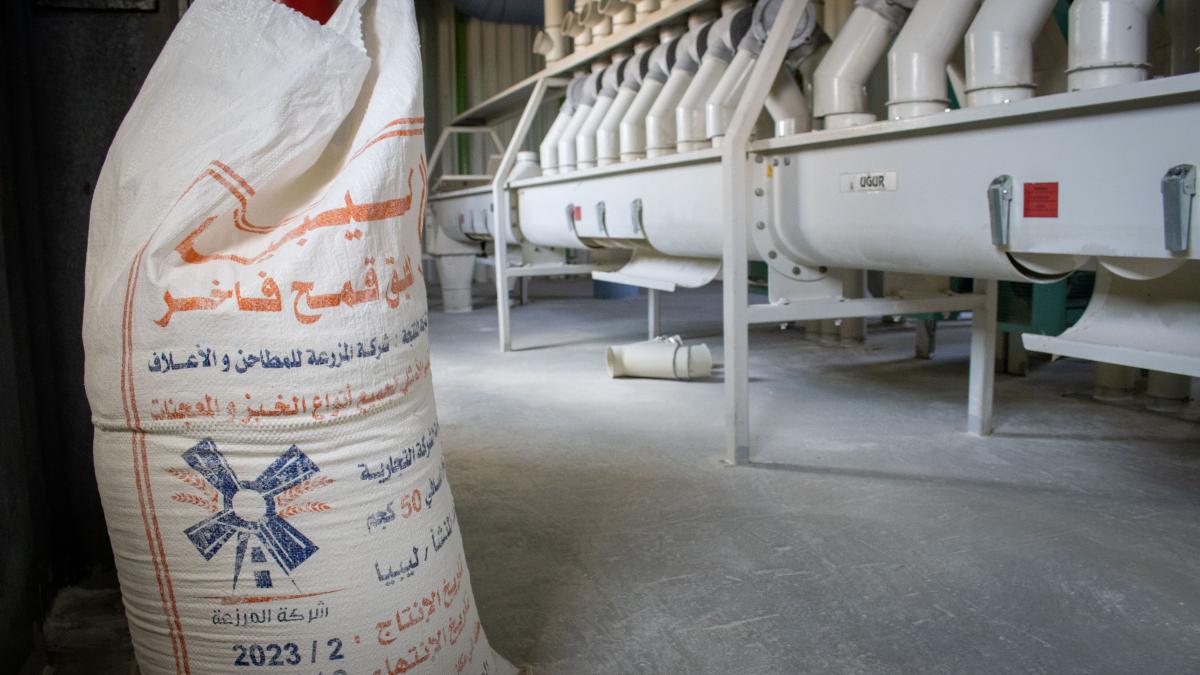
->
[[434, 0, 1200, 463]]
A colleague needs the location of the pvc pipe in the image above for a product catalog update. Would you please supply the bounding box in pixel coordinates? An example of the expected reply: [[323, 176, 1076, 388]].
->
[[538, 106, 574, 175], [540, 0, 567, 61], [705, 49, 756, 141], [676, 6, 752, 152], [813, 4, 906, 126], [1067, 0, 1157, 91], [765, 69, 811, 136], [539, 74, 585, 175], [887, 0, 984, 120], [708, 1, 824, 141], [557, 65, 606, 172], [636, 0, 660, 14], [563, 11, 593, 48], [646, 16, 716, 157], [576, 58, 627, 169], [599, 0, 636, 28], [619, 31, 681, 161], [606, 336, 713, 380], [597, 46, 652, 166], [965, 0, 1058, 107]]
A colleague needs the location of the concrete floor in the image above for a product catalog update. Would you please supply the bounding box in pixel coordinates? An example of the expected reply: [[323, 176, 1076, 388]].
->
[[434, 280, 1200, 674], [45, 279, 1200, 674]]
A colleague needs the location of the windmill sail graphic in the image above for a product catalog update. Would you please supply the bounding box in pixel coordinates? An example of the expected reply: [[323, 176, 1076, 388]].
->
[[181, 439, 321, 589]]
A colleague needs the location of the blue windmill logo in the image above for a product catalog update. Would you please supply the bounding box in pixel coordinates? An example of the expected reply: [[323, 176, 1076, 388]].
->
[[178, 438, 323, 590]]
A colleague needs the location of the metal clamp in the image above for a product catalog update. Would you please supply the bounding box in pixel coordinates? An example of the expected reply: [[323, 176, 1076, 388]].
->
[[1162, 164, 1196, 252], [630, 198, 643, 234], [595, 200, 608, 236], [987, 175, 1013, 247], [566, 203, 577, 233]]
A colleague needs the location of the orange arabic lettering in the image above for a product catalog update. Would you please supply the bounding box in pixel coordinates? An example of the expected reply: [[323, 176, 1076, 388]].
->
[[175, 168, 415, 266]]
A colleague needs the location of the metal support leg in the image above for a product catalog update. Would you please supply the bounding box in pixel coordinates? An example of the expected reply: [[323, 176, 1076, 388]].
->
[[967, 280, 998, 436], [647, 288, 661, 339], [520, 276, 530, 306], [719, 0, 807, 465], [490, 76, 558, 352], [916, 318, 938, 359], [495, 242, 511, 351]]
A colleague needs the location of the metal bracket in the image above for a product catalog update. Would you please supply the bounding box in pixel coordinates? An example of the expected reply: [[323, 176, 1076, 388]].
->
[[630, 198, 643, 234], [988, 175, 1013, 247], [566, 203, 576, 233], [595, 201, 608, 236], [1162, 164, 1196, 252]]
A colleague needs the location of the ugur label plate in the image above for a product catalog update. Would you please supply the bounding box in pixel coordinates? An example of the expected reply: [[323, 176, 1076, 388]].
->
[[840, 171, 898, 193]]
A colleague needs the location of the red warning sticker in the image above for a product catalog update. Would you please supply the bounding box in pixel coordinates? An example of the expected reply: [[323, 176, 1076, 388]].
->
[[574, 204, 583, 221], [1023, 182, 1059, 218]]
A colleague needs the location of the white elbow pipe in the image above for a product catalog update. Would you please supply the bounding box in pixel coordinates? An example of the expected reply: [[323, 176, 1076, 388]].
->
[[599, 0, 636, 28], [708, 0, 825, 140], [607, 336, 713, 380], [539, 105, 575, 175], [636, 0, 660, 14], [1067, 0, 1157, 91], [676, 5, 752, 152], [965, 0, 1058, 107], [576, 57, 627, 170], [540, 73, 586, 174], [558, 65, 606, 172], [705, 50, 757, 141], [535, 0, 568, 62], [598, 43, 654, 166], [646, 14, 717, 157], [619, 27, 684, 161], [766, 70, 811, 136], [887, 0, 984, 120], [813, 1, 913, 129], [562, 11, 593, 48], [581, 2, 614, 39]]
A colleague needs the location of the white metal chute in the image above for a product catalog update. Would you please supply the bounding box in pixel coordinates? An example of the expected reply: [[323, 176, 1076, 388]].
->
[[1068, 0, 1158, 91], [813, 0, 915, 129], [557, 62, 606, 172], [646, 13, 717, 157], [620, 28, 684, 161], [965, 0, 1059, 107], [593, 250, 722, 291], [598, 41, 655, 166], [576, 56, 630, 169], [1023, 263, 1200, 377], [887, 0, 984, 120], [707, 0, 826, 141], [675, 3, 754, 152], [539, 73, 585, 175]]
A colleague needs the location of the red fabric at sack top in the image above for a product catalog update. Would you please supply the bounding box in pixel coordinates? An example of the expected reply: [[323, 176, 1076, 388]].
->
[[277, 0, 338, 24]]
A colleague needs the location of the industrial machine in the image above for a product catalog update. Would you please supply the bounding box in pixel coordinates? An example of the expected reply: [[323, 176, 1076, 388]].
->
[[428, 0, 1200, 463]]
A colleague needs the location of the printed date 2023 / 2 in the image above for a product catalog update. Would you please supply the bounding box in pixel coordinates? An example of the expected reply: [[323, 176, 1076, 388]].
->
[[231, 638, 345, 668]]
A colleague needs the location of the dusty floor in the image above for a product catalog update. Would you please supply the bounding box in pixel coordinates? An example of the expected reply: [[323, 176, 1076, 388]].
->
[[46, 279, 1200, 674]]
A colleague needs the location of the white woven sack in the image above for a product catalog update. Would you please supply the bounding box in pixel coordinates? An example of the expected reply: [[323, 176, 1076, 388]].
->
[[83, 1, 513, 673]]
